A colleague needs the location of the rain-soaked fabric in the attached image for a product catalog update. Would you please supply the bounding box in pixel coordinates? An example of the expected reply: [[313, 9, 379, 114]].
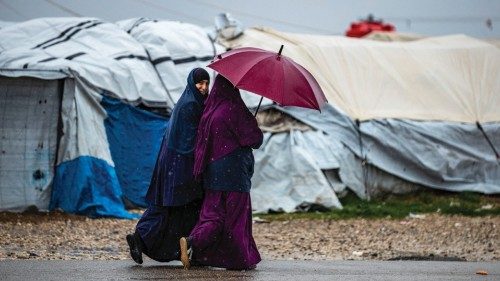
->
[[135, 199, 202, 262], [203, 147, 255, 193], [136, 69, 206, 262], [145, 138, 203, 206], [145, 68, 206, 206], [165, 68, 206, 155], [189, 190, 261, 270], [193, 75, 263, 178]]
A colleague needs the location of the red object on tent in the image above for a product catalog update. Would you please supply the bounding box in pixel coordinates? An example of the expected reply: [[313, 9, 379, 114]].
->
[[346, 14, 395, 38]]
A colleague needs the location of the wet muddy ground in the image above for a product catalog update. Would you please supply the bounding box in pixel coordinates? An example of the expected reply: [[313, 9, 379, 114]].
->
[[0, 212, 497, 261]]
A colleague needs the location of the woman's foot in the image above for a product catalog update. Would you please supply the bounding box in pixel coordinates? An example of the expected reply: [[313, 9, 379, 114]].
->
[[126, 233, 143, 264], [179, 237, 191, 269]]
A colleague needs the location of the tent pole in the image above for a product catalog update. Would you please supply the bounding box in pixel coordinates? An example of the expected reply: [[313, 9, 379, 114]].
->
[[254, 96, 263, 117], [355, 119, 369, 199], [476, 122, 500, 161]]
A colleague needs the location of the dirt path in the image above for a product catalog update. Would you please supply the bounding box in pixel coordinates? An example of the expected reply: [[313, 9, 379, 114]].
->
[[0, 212, 497, 261]]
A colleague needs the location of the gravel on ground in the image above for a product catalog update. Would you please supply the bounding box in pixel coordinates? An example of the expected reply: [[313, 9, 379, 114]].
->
[[0, 212, 497, 261]]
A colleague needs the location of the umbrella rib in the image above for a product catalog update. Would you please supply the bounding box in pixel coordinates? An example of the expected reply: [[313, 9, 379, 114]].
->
[[280, 60, 286, 105]]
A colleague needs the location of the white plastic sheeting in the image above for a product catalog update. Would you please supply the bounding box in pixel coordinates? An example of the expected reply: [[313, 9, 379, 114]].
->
[[277, 104, 500, 196], [220, 28, 500, 123], [119, 19, 270, 115], [252, 131, 342, 213], [0, 20, 14, 29], [116, 18, 224, 103], [56, 75, 113, 165], [253, 105, 368, 209], [360, 119, 500, 193], [0, 17, 172, 108]]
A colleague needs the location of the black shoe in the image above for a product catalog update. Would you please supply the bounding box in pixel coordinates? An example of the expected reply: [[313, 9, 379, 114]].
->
[[126, 233, 143, 264]]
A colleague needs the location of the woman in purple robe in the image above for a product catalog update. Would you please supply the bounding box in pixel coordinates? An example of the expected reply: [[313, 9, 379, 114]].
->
[[126, 68, 210, 264], [179, 74, 263, 270]]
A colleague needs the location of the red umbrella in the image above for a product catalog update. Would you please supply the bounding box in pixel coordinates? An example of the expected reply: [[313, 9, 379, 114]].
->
[[207, 45, 327, 115]]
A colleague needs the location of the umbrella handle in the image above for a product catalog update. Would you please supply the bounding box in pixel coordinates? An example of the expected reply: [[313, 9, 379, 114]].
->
[[254, 96, 264, 117]]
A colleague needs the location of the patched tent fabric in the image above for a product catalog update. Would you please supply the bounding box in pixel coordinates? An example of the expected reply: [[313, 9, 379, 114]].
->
[[0, 77, 60, 211]]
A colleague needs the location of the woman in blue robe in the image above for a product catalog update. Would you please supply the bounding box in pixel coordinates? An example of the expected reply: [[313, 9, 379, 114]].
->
[[126, 68, 210, 264]]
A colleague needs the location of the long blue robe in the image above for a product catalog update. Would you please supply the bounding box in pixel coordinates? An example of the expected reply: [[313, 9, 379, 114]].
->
[[135, 68, 206, 262]]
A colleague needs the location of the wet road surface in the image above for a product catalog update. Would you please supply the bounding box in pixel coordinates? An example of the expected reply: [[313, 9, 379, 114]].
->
[[0, 260, 498, 281]]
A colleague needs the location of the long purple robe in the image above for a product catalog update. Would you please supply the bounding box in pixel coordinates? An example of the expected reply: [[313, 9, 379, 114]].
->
[[189, 74, 263, 270]]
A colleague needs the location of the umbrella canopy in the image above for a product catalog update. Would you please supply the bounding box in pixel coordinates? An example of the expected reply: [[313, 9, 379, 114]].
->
[[207, 46, 327, 111]]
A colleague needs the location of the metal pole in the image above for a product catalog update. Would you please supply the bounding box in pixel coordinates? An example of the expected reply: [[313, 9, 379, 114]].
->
[[355, 119, 369, 199], [254, 96, 263, 117]]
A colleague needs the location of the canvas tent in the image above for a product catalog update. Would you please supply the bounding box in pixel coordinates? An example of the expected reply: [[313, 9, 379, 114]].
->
[[0, 17, 220, 218], [218, 27, 500, 212]]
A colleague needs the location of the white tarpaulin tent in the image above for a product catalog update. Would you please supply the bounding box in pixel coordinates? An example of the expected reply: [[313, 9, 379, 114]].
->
[[221, 27, 500, 123], [0, 17, 222, 217]]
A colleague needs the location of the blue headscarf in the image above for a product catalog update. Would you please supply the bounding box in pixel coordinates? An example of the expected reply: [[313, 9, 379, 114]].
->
[[165, 68, 208, 154]]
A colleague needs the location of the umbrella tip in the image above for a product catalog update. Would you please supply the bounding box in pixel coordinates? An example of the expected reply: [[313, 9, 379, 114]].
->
[[278, 45, 284, 56]]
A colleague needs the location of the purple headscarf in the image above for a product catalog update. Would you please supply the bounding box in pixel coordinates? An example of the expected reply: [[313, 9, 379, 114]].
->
[[193, 75, 263, 178]]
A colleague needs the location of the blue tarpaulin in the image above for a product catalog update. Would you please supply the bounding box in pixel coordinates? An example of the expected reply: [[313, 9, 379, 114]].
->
[[50, 156, 137, 219], [49, 97, 168, 218], [102, 96, 168, 207]]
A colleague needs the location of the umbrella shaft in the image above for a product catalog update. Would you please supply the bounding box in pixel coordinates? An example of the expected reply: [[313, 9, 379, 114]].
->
[[254, 96, 264, 117]]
